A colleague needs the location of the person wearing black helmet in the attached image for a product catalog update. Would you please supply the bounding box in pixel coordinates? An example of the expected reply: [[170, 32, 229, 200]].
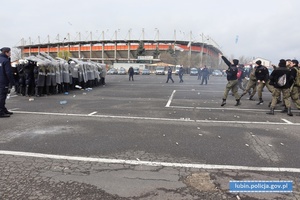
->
[[289, 59, 300, 115], [220, 54, 241, 106], [267, 59, 293, 116], [0, 47, 15, 118]]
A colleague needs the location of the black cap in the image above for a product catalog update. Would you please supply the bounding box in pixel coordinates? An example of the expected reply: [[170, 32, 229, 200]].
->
[[292, 59, 299, 66], [279, 59, 286, 67], [233, 59, 239, 65], [255, 60, 262, 65], [0, 47, 11, 53]]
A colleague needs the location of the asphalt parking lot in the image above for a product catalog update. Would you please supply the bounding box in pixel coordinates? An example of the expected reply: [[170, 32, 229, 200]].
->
[[1, 74, 300, 199]]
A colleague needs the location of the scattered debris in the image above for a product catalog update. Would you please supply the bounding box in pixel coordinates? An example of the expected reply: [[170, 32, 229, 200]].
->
[[198, 134, 203, 136], [245, 144, 249, 147], [197, 127, 200, 130], [236, 195, 241, 200], [163, 134, 166, 137], [280, 143, 284, 146], [64, 92, 69, 95], [83, 93, 87, 95], [59, 100, 67, 105], [136, 158, 140, 161], [73, 95, 76, 97], [268, 144, 273, 147], [29, 98, 34, 101], [176, 142, 179, 145], [75, 85, 82, 89], [218, 136, 221, 139]]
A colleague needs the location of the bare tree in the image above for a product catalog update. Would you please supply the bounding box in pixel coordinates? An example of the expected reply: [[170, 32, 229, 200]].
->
[[11, 48, 22, 61]]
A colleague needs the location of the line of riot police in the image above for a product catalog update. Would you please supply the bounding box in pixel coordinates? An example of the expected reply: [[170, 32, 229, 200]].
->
[[12, 52, 106, 97]]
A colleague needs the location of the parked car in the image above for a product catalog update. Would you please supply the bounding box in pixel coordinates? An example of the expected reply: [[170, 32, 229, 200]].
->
[[190, 68, 198, 76], [142, 69, 150, 75], [175, 66, 181, 75], [155, 67, 165, 75], [118, 68, 127, 75], [212, 69, 223, 76], [107, 68, 118, 75], [134, 67, 140, 75]]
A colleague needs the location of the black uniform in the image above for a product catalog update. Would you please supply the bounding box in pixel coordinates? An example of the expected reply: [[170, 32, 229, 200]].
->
[[0, 49, 15, 117]]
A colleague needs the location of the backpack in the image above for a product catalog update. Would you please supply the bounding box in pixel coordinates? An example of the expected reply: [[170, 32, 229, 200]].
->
[[237, 69, 242, 79], [294, 67, 300, 86], [277, 74, 286, 87]]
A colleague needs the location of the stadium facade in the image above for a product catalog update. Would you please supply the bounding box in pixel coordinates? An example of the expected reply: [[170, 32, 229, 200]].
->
[[17, 31, 222, 67]]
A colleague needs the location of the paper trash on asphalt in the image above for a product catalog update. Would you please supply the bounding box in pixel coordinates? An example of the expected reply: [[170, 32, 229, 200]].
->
[[75, 85, 82, 89], [60, 100, 67, 105]]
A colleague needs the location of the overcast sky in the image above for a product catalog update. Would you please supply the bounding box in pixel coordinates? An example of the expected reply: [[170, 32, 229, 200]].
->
[[2, 0, 300, 64]]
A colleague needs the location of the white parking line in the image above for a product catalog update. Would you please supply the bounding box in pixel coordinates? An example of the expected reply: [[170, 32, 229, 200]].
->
[[0, 150, 299, 173], [88, 111, 97, 116], [12, 110, 300, 126], [165, 90, 176, 107], [281, 119, 293, 124]]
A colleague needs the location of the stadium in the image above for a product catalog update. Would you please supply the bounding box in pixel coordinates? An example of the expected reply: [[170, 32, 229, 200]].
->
[[16, 30, 222, 68]]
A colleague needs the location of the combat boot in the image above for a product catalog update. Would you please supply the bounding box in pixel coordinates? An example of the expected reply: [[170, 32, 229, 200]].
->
[[266, 107, 274, 115], [248, 95, 254, 100], [46, 86, 50, 95], [287, 108, 293, 116], [35, 87, 40, 97], [280, 106, 288, 113], [257, 98, 263, 105], [235, 99, 241, 106], [25, 86, 29, 97], [221, 99, 226, 106]]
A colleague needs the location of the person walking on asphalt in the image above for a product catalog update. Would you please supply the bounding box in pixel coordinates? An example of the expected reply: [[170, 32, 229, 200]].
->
[[254, 60, 272, 105], [200, 65, 209, 85], [166, 67, 174, 83], [128, 66, 134, 81], [178, 66, 184, 83], [0, 47, 15, 118], [266, 59, 293, 116], [220, 54, 241, 106]]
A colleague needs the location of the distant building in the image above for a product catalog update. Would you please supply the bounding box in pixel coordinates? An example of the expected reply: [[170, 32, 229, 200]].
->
[[253, 57, 271, 67]]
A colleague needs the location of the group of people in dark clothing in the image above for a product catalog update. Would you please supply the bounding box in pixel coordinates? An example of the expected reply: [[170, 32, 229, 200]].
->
[[220, 54, 300, 116], [0, 47, 107, 118]]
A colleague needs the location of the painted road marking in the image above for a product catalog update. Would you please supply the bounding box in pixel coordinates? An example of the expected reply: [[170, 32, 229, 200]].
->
[[165, 90, 176, 107], [12, 110, 300, 126], [88, 111, 98, 116], [169, 105, 300, 114], [0, 150, 299, 173], [281, 119, 293, 124]]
